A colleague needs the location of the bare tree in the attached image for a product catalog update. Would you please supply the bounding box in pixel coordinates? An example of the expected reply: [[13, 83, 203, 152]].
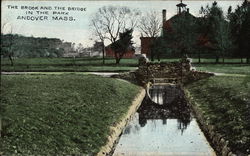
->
[[138, 11, 162, 37], [90, 14, 106, 64], [90, 6, 140, 64]]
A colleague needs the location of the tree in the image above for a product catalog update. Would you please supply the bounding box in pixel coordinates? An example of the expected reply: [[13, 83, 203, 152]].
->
[[1, 23, 14, 66], [138, 10, 163, 61], [111, 29, 134, 64], [197, 6, 212, 63], [170, 12, 198, 57], [90, 15, 106, 64], [76, 43, 84, 53], [138, 11, 162, 37], [228, 0, 250, 63], [150, 37, 172, 61], [200, 1, 232, 63], [215, 20, 232, 63], [239, 7, 250, 63], [90, 6, 140, 64]]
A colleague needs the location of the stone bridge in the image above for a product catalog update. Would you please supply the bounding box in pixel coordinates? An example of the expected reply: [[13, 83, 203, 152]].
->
[[136, 57, 213, 85]]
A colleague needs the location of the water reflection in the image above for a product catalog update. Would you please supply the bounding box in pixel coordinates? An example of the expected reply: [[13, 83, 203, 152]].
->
[[113, 84, 216, 156], [138, 84, 191, 133], [149, 85, 182, 105]]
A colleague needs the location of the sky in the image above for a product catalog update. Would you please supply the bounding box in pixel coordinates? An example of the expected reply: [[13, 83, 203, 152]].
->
[[1, 0, 243, 47]]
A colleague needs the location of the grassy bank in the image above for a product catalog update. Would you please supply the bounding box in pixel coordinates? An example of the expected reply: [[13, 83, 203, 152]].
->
[[193, 64, 250, 75], [0, 74, 140, 155], [186, 76, 250, 154]]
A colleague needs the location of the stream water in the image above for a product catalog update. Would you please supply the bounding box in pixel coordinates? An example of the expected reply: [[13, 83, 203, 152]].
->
[[113, 84, 216, 156]]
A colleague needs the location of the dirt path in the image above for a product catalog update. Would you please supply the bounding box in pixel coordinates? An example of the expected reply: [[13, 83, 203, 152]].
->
[[1, 72, 119, 77], [213, 72, 248, 77]]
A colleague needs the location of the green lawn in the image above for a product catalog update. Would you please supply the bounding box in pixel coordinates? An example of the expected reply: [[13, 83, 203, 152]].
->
[[193, 64, 250, 75], [1, 57, 138, 72], [1, 57, 248, 65], [190, 58, 248, 63], [1, 65, 137, 72], [158, 58, 248, 63], [0, 74, 140, 155], [2, 57, 249, 72], [1, 57, 139, 66], [1, 57, 180, 65], [2, 57, 247, 65], [186, 76, 250, 154]]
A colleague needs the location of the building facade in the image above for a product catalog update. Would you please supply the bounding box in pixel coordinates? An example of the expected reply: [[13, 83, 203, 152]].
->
[[140, 1, 213, 58]]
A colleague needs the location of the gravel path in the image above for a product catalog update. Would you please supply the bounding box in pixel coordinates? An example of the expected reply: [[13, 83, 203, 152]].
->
[[1, 72, 120, 77]]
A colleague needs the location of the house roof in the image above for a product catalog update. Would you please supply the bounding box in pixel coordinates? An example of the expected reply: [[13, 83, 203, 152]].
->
[[163, 12, 196, 31], [161, 11, 217, 50]]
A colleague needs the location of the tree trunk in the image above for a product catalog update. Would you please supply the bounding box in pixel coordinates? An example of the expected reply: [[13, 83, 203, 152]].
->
[[0, 118, 2, 138], [102, 42, 105, 64], [157, 54, 160, 62], [150, 51, 154, 61], [114, 53, 118, 64], [215, 56, 219, 64], [115, 58, 121, 64], [247, 57, 250, 64], [114, 52, 122, 64], [9, 55, 13, 66], [222, 56, 225, 64], [181, 49, 184, 58], [198, 51, 201, 64], [150, 49, 154, 62]]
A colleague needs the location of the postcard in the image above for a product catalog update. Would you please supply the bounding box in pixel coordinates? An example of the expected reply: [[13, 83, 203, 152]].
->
[[1, 0, 249, 155]]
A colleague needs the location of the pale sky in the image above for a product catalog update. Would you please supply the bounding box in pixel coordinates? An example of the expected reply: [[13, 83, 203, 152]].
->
[[1, 0, 243, 47]]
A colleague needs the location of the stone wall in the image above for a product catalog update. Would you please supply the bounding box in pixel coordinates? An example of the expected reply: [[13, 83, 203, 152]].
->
[[136, 57, 214, 84], [184, 89, 238, 156]]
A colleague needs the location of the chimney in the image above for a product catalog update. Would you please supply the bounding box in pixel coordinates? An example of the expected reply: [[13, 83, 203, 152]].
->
[[187, 8, 189, 13], [162, 9, 166, 24]]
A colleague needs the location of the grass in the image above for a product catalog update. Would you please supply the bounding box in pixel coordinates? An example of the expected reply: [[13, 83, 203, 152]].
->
[[2, 57, 249, 72], [186, 76, 250, 154], [159, 58, 248, 63], [2, 57, 248, 65], [0, 74, 141, 155], [1, 57, 139, 66], [190, 58, 248, 63], [193, 64, 250, 75], [1, 57, 138, 72], [1, 65, 137, 72]]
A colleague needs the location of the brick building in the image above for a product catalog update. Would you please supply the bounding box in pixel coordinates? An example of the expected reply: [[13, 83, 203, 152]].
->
[[140, 0, 213, 58], [105, 42, 135, 58]]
